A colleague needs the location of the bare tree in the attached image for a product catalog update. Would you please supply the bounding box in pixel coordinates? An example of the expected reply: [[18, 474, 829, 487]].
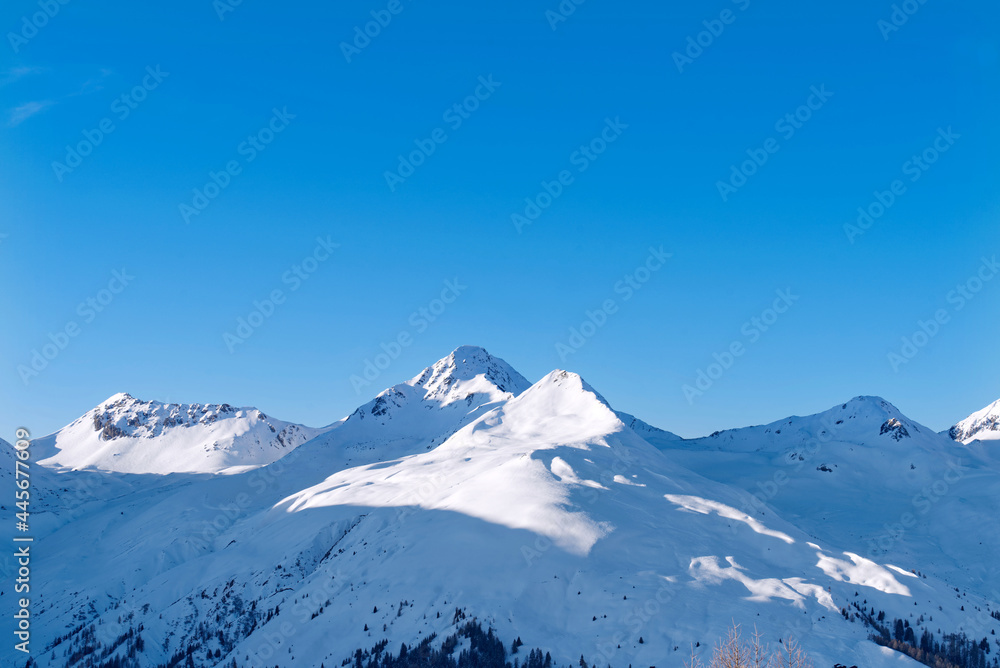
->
[[771, 634, 811, 668], [715, 624, 750, 668], [749, 626, 769, 668], [686, 643, 706, 668], [685, 623, 814, 668]]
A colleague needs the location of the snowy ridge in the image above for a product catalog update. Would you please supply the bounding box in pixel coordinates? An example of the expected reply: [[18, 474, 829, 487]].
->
[[949, 398, 1000, 443], [694, 395, 923, 451], [661, 395, 1000, 599], [33, 393, 326, 474], [614, 410, 683, 448], [285, 346, 533, 478]]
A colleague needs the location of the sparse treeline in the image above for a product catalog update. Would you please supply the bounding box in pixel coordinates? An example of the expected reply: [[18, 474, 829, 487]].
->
[[27, 603, 1000, 668], [38, 587, 265, 668], [340, 617, 557, 668], [868, 623, 996, 668], [848, 599, 999, 668]]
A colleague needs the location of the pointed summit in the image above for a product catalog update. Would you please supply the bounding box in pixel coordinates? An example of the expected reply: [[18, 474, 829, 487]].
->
[[352, 345, 529, 424], [496, 370, 625, 444], [408, 345, 531, 400], [100, 392, 135, 408], [312, 347, 532, 469], [514, 370, 612, 408]]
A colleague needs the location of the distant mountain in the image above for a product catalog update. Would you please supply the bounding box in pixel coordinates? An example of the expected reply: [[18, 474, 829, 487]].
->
[[32, 393, 326, 474], [949, 398, 1000, 443], [689, 395, 925, 451], [659, 395, 1000, 598]]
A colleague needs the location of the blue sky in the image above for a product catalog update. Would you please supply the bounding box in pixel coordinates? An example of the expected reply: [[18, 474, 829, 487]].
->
[[2, 0, 998, 440]]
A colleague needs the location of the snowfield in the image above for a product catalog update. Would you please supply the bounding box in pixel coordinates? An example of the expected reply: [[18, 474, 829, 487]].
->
[[6, 346, 1000, 668]]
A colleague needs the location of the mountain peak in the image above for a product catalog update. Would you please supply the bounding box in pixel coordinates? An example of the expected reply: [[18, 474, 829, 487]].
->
[[695, 394, 922, 447], [35, 395, 324, 474], [101, 391, 136, 407], [538, 369, 598, 393], [507, 369, 616, 420], [408, 345, 531, 399], [86, 395, 251, 440], [844, 395, 899, 411], [950, 397, 1000, 443], [325, 347, 530, 459]]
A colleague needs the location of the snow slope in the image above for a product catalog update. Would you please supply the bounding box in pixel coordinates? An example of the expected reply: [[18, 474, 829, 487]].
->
[[614, 410, 683, 448], [658, 396, 1000, 599], [8, 350, 1000, 668], [0, 437, 20, 494], [949, 397, 1000, 443], [33, 393, 326, 474], [283, 345, 532, 480], [0, 436, 59, 510]]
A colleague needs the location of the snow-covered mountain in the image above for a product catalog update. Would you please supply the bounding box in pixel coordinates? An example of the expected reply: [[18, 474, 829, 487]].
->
[[949, 398, 1000, 443], [11, 347, 1000, 668], [282, 345, 533, 481], [32, 393, 327, 474], [658, 396, 1000, 600]]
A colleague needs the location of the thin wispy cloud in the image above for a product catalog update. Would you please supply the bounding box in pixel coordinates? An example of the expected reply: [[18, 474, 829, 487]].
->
[[9, 100, 54, 126], [0, 65, 43, 87], [67, 69, 113, 98], [5, 67, 113, 126]]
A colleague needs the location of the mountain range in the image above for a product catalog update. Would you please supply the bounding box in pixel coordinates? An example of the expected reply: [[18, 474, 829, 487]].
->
[[6, 345, 1000, 668]]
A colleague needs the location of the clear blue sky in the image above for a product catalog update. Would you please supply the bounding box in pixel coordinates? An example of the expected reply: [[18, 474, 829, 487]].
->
[[2, 0, 998, 440]]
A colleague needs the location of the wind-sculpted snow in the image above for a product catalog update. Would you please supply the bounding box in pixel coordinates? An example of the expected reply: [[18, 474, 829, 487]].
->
[[812, 550, 912, 596], [279, 370, 627, 557], [687, 556, 838, 610], [664, 494, 795, 544]]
